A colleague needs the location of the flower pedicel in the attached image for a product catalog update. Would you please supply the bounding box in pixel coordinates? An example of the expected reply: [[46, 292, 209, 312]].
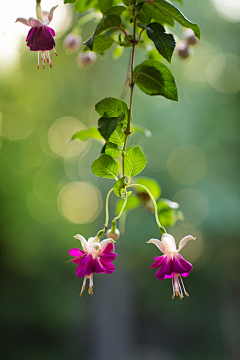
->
[[16, 2, 58, 69]]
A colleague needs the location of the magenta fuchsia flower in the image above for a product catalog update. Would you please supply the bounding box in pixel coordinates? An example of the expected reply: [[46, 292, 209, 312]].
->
[[69, 234, 118, 297], [16, 5, 58, 69], [148, 234, 195, 299]]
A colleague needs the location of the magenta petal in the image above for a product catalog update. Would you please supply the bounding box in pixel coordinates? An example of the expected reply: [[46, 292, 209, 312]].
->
[[76, 261, 93, 277], [47, 26, 55, 36], [155, 258, 173, 281], [102, 243, 114, 253], [100, 251, 118, 262], [26, 26, 55, 51], [151, 255, 167, 269], [69, 248, 85, 257], [80, 254, 93, 265], [94, 258, 115, 274], [177, 254, 193, 273], [72, 257, 82, 264]]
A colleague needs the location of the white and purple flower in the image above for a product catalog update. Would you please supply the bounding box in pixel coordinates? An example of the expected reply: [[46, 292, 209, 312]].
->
[[69, 234, 118, 297], [16, 5, 58, 69], [148, 233, 195, 299]]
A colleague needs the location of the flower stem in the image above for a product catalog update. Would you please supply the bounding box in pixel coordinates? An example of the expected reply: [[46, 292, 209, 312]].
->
[[104, 188, 114, 229], [128, 184, 167, 234], [122, 2, 137, 178], [113, 196, 128, 221]]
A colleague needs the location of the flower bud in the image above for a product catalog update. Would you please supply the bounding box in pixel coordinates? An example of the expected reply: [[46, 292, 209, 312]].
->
[[64, 33, 82, 53], [107, 228, 120, 241], [77, 51, 97, 67], [183, 29, 199, 46], [176, 42, 192, 59]]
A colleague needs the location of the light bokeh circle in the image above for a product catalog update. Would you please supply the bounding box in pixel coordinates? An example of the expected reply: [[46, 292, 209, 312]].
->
[[167, 145, 207, 185], [57, 181, 103, 224]]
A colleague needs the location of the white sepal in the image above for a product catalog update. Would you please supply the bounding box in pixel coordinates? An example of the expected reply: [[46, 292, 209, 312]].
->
[[177, 235, 196, 252]]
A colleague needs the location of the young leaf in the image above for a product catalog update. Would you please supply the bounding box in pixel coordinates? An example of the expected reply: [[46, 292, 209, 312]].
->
[[70, 127, 103, 143], [158, 209, 174, 227], [91, 154, 118, 179], [157, 198, 179, 211], [147, 3, 174, 27], [105, 6, 126, 15], [113, 178, 126, 197], [136, 177, 161, 199], [98, 112, 124, 141], [137, 5, 152, 25], [98, 0, 113, 14], [125, 146, 147, 178], [144, 22, 175, 63], [108, 123, 125, 146], [150, 0, 200, 39], [132, 124, 152, 138], [104, 142, 121, 158], [116, 195, 141, 214], [92, 35, 114, 52], [134, 60, 178, 101], [84, 14, 122, 50], [95, 97, 129, 121]]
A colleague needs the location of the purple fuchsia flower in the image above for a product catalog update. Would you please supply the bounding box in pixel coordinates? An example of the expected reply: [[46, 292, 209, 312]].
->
[[69, 234, 118, 297], [148, 233, 195, 299], [16, 4, 58, 69]]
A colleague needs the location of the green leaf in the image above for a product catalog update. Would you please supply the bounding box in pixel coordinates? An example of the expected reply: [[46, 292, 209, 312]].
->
[[104, 142, 121, 158], [136, 177, 161, 199], [134, 60, 178, 101], [98, 0, 113, 13], [108, 123, 125, 146], [122, 0, 135, 6], [91, 154, 118, 179], [113, 178, 126, 197], [95, 97, 129, 121], [105, 6, 126, 15], [132, 124, 152, 137], [157, 198, 179, 211], [98, 112, 124, 141], [151, 0, 200, 39], [75, 0, 97, 12], [137, 5, 152, 25], [64, 0, 77, 3], [70, 127, 103, 143], [159, 209, 174, 227], [84, 14, 122, 50], [116, 195, 141, 214], [125, 146, 147, 178], [147, 3, 174, 27], [136, 1, 148, 14], [92, 35, 114, 52], [144, 22, 175, 63]]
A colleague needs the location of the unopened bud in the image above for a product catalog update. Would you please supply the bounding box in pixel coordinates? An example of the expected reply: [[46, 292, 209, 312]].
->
[[107, 228, 120, 241], [77, 51, 97, 67], [64, 33, 82, 53], [183, 29, 199, 46], [176, 42, 192, 59]]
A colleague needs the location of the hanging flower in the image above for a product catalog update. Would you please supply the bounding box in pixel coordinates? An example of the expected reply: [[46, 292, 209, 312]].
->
[[147, 233, 195, 299], [69, 234, 118, 297], [16, 4, 58, 69]]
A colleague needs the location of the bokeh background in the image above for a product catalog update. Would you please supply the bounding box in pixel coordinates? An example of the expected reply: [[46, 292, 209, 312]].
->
[[0, 0, 240, 359]]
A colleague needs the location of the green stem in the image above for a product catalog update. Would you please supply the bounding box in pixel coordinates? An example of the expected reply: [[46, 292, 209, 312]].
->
[[104, 188, 114, 229], [128, 184, 167, 234], [122, 2, 137, 178], [113, 196, 128, 221]]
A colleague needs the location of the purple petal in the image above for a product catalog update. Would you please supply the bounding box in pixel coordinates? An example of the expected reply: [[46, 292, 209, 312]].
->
[[47, 26, 55, 37], [94, 258, 115, 274], [100, 251, 118, 262], [29, 19, 44, 27], [69, 247, 85, 258], [80, 254, 93, 265], [177, 254, 193, 273], [26, 26, 55, 51], [155, 258, 173, 281], [151, 255, 167, 269], [76, 261, 93, 277]]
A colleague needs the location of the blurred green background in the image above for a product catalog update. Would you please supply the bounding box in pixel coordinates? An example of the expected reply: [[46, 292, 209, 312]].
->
[[0, 0, 240, 359]]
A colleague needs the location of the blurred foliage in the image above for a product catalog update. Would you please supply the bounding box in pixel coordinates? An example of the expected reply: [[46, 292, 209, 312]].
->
[[0, 0, 240, 360]]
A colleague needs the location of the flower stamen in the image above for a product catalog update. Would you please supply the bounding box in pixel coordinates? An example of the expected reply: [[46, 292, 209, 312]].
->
[[54, 48, 58, 56], [37, 51, 40, 69], [79, 276, 87, 297], [180, 275, 189, 297]]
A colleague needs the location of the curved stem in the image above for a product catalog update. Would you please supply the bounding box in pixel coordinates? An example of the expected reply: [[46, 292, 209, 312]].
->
[[120, 50, 131, 100], [113, 196, 128, 221], [104, 188, 114, 229], [128, 184, 167, 234], [119, 26, 131, 42]]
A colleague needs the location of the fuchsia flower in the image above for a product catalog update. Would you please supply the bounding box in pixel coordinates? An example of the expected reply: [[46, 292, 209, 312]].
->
[[148, 233, 195, 299], [16, 5, 58, 69], [69, 234, 118, 297]]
